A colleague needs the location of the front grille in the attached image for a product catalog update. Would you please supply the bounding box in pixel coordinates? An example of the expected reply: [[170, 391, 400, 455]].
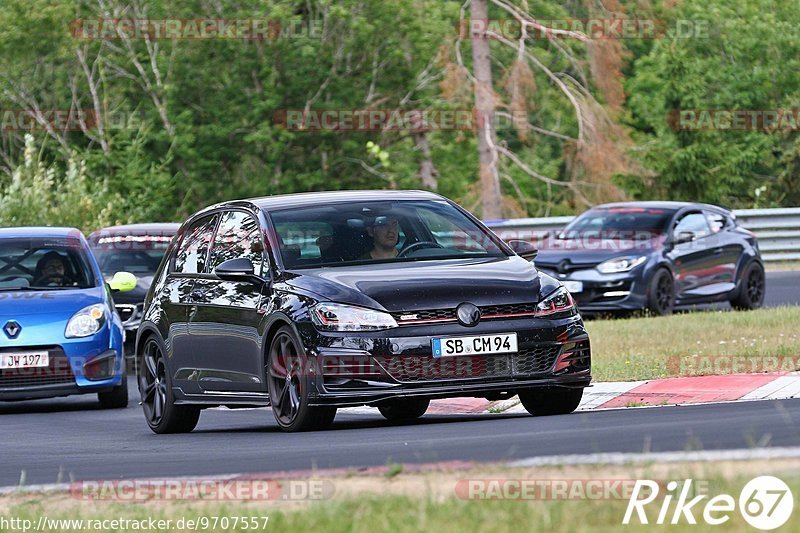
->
[[481, 303, 537, 317], [0, 347, 75, 389], [373, 344, 562, 383], [393, 302, 537, 326], [115, 304, 138, 324], [536, 262, 597, 275]]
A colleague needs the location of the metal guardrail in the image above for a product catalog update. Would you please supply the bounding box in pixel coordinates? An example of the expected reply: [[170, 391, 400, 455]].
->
[[484, 207, 800, 263]]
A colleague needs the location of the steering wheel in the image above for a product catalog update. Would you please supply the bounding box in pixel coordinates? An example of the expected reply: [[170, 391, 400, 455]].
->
[[397, 241, 443, 258], [33, 273, 77, 287]]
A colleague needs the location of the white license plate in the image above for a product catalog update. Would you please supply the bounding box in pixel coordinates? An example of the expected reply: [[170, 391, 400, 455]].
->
[[563, 281, 583, 294], [432, 333, 518, 357], [0, 352, 49, 369]]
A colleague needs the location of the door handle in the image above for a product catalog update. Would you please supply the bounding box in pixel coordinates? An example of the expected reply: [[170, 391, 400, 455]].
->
[[713, 248, 724, 254], [190, 289, 205, 300]]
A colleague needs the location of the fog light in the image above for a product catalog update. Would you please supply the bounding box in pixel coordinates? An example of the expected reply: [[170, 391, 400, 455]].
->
[[83, 350, 118, 381]]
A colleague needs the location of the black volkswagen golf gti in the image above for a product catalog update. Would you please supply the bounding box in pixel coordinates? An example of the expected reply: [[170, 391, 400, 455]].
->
[[137, 191, 590, 433]]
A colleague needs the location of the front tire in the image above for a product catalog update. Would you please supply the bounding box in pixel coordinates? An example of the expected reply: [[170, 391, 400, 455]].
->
[[646, 268, 675, 316], [138, 336, 200, 434], [731, 262, 765, 310], [267, 326, 336, 432], [518, 387, 583, 416], [378, 398, 430, 421], [98, 372, 128, 409]]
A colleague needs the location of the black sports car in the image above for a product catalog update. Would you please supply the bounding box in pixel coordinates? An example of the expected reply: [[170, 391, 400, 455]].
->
[[533, 202, 765, 315], [137, 191, 591, 433]]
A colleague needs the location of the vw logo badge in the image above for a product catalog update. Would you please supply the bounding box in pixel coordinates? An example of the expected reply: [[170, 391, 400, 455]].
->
[[456, 303, 481, 327]]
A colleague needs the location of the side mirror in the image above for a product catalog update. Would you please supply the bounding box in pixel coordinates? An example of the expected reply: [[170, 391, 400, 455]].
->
[[507, 239, 539, 261], [673, 231, 696, 244], [214, 257, 262, 283], [108, 271, 137, 293]]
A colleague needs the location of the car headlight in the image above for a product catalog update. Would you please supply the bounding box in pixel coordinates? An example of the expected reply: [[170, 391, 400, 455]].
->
[[311, 303, 398, 331], [596, 256, 647, 274], [65, 304, 107, 338], [536, 287, 577, 317]]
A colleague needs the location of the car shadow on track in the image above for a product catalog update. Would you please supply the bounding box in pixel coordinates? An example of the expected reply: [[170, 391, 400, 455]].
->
[[0, 377, 140, 415], [190, 411, 532, 434], [0, 398, 108, 415]]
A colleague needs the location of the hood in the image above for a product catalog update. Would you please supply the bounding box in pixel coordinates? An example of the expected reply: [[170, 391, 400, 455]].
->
[[0, 286, 106, 317], [535, 236, 661, 269], [108, 274, 154, 305], [283, 256, 541, 312]]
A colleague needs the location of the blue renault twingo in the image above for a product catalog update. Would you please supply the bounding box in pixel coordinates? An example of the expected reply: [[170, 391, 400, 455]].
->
[[0, 227, 136, 407]]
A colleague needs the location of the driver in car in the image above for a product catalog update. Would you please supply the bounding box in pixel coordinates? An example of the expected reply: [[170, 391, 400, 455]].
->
[[33, 251, 70, 286], [362, 215, 400, 260]]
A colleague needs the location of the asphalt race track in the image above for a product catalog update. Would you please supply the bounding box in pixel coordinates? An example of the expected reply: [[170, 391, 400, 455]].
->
[[763, 271, 800, 308], [1, 380, 799, 486], [0, 270, 798, 487]]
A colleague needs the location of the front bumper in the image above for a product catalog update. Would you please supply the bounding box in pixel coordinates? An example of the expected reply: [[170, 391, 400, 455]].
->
[[537, 268, 647, 311], [0, 341, 124, 401], [298, 314, 591, 407]]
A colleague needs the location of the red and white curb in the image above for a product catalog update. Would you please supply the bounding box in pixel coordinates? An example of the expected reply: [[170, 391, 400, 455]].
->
[[341, 372, 800, 417]]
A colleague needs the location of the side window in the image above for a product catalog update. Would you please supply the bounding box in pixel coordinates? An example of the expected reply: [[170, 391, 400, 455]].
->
[[174, 215, 218, 274], [673, 212, 711, 240], [209, 211, 265, 276], [705, 211, 728, 233]]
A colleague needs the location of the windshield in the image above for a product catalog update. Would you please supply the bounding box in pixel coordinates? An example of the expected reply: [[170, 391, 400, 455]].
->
[[0, 237, 96, 290], [561, 207, 675, 239], [269, 200, 508, 269], [90, 234, 174, 277]]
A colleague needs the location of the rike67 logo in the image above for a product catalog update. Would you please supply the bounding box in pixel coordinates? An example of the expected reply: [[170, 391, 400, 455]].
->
[[623, 476, 793, 530]]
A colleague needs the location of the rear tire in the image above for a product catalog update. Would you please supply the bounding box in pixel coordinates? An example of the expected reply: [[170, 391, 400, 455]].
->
[[267, 326, 337, 432], [730, 262, 765, 310], [518, 387, 583, 416], [646, 268, 675, 316], [378, 398, 430, 421], [138, 336, 201, 434], [98, 373, 128, 409]]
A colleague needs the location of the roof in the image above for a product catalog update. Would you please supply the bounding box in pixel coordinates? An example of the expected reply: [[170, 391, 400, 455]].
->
[[88, 223, 180, 236], [247, 190, 443, 211], [591, 201, 729, 212], [0, 227, 85, 239]]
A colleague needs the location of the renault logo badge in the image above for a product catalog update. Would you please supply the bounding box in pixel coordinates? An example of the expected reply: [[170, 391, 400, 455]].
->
[[3, 320, 21, 339]]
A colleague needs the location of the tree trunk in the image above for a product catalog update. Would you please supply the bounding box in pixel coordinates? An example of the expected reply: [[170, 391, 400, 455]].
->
[[470, 0, 503, 219], [412, 131, 438, 190]]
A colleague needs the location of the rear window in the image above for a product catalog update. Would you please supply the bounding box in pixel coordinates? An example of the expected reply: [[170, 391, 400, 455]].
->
[[90, 232, 175, 277], [0, 237, 96, 289]]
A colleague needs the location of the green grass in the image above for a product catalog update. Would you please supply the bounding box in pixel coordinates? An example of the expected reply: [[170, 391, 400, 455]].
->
[[586, 306, 800, 382], [5, 472, 800, 532]]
